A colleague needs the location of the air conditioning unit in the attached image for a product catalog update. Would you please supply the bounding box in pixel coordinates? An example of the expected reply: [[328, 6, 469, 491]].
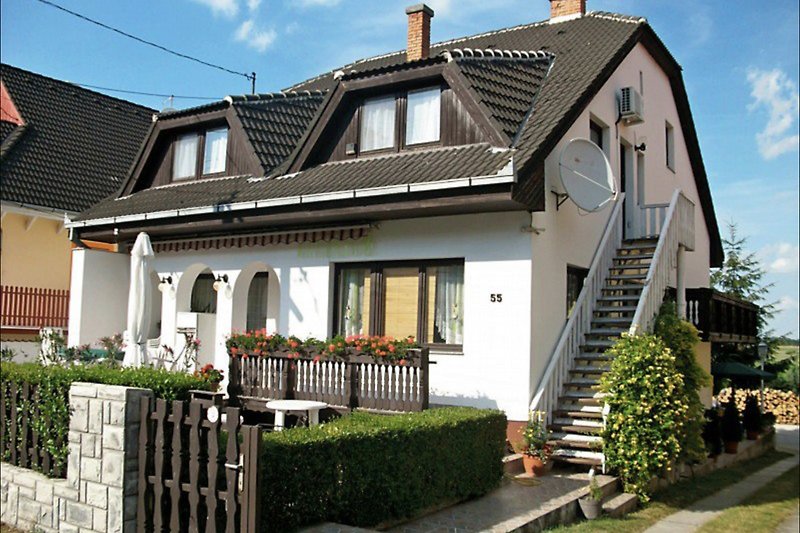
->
[[619, 87, 644, 125]]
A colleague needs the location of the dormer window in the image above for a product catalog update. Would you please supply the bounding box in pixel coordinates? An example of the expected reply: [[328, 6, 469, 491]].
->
[[406, 87, 441, 145], [173, 133, 199, 180], [360, 95, 396, 152], [171, 126, 229, 181], [203, 127, 228, 174]]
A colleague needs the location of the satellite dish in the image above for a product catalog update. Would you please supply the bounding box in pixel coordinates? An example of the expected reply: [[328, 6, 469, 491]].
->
[[558, 138, 618, 212]]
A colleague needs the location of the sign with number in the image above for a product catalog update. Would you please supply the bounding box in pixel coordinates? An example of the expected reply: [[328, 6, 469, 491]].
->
[[206, 406, 219, 424], [490, 294, 503, 303]]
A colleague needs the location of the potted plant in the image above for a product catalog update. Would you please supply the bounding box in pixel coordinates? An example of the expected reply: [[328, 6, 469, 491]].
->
[[578, 470, 603, 519], [702, 408, 723, 458], [196, 364, 225, 392], [721, 397, 743, 454], [742, 394, 762, 440], [520, 411, 552, 476]]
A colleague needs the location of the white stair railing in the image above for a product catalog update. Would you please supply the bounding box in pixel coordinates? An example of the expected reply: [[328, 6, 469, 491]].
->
[[629, 189, 695, 335], [635, 203, 670, 238], [530, 194, 626, 424]]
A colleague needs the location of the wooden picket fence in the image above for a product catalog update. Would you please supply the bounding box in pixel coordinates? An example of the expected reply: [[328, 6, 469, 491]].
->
[[0, 285, 70, 329], [228, 348, 430, 414], [137, 398, 263, 533], [0, 381, 66, 478]]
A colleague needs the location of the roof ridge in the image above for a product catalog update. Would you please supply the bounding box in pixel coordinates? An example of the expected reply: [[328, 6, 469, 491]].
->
[[1, 63, 156, 115], [120, 173, 250, 196], [307, 143, 502, 169], [445, 48, 553, 60], [226, 90, 328, 103], [586, 11, 647, 25]]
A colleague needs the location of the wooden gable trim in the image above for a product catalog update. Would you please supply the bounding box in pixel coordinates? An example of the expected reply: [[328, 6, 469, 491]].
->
[[441, 65, 508, 147], [224, 106, 265, 176], [120, 108, 234, 196], [284, 84, 345, 174]]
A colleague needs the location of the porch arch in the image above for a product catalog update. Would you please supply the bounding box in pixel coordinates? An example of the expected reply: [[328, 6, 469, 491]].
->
[[231, 261, 281, 334]]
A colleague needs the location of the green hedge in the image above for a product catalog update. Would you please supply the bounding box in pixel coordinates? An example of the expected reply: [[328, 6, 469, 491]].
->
[[259, 407, 506, 530], [1, 362, 211, 477]]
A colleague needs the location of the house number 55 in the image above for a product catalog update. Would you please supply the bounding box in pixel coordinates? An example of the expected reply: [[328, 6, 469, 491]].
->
[[490, 294, 503, 303]]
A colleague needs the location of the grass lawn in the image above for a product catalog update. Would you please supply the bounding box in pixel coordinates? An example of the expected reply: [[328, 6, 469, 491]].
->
[[697, 464, 799, 533], [774, 344, 799, 362], [0, 525, 25, 533], [546, 450, 792, 533]]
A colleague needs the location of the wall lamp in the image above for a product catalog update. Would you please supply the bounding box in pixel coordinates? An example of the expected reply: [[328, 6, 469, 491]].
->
[[158, 275, 176, 298], [213, 274, 232, 298], [634, 142, 646, 152]]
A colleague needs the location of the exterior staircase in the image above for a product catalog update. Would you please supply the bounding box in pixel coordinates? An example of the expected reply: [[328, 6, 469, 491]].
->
[[549, 238, 657, 467]]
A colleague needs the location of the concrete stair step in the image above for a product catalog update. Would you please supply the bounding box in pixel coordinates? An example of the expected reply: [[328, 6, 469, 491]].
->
[[602, 492, 638, 517], [607, 274, 647, 281], [560, 390, 607, 400], [502, 453, 524, 475], [583, 339, 616, 349], [613, 253, 653, 261], [595, 305, 638, 313], [575, 352, 613, 361], [610, 264, 650, 272], [548, 432, 603, 449], [588, 327, 627, 335], [551, 418, 603, 431], [564, 380, 601, 390], [554, 409, 603, 420], [601, 284, 645, 292], [569, 365, 610, 374], [551, 448, 604, 465], [597, 294, 641, 302]]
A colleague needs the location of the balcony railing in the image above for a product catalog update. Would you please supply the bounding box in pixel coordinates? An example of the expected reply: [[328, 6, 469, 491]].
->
[[0, 285, 70, 330], [684, 288, 759, 344]]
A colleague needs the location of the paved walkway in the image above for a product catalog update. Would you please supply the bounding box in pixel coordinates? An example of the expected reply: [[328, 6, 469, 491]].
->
[[775, 511, 799, 533], [775, 424, 799, 454], [644, 453, 799, 533]]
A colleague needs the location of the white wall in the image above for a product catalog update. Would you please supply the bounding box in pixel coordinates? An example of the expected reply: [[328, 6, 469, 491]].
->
[[150, 212, 534, 420], [529, 41, 715, 396], [68, 248, 129, 347]]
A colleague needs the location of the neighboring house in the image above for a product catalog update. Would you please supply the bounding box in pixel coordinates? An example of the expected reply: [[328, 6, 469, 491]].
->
[[66, 2, 758, 465], [0, 64, 153, 357]]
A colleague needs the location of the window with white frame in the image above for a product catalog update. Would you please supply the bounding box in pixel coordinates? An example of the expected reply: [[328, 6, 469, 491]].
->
[[406, 87, 441, 145], [172, 133, 199, 180], [360, 96, 396, 152], [203, 127, 228, 174], [666, 121, 675, 171]]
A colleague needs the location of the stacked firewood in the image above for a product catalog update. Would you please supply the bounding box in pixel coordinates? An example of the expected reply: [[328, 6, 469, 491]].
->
[[715, 388, 800, 425]]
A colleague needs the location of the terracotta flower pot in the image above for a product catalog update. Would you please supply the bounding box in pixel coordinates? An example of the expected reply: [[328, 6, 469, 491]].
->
[[522, 455, 548, 477], [724, 441, 739, 454], [746, 430, 760, 441], [579, 497, 602, 520]]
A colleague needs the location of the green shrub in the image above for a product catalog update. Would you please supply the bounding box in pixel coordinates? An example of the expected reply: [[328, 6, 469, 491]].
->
[[654, 301, 710, 462], [601, 334, 688, 501], [1, 362, 211, 477], [721, 398, 743, 443], [743, 394, 762, 435], [259, 407, 506, 530]]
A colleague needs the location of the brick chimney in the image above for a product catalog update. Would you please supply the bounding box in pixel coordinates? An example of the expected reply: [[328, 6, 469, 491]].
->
[[406, 4, 434, 62], [549, 0, 586, 22]]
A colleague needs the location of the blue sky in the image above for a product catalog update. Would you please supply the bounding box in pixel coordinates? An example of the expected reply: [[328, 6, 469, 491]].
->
[[2, 0, 798, 336]]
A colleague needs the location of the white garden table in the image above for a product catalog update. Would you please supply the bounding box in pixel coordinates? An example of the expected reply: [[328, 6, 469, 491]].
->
[[266, 399, 328, 431]]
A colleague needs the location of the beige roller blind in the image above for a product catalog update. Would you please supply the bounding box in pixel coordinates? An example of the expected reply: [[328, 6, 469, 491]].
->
[[383, 267, 419, 340]]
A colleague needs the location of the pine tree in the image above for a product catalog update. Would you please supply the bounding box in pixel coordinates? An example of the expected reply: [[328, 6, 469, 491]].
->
[[710, 222, 776, 364]]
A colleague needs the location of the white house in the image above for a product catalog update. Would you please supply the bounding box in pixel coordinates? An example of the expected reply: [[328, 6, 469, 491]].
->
[[66, 2, 759, 465]]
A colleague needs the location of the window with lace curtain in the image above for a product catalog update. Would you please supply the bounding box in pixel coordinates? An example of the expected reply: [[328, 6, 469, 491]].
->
[[334, 260, 464, 349]]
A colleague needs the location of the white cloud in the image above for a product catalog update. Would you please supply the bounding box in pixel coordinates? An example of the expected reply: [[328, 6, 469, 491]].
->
[[687, 8, 712, 45], [746, 67, 800, 160], [190, 0, 239, 18], [759, 242, 800, 274], [247, 0, 261, 12], [234, 19, 277, 53]]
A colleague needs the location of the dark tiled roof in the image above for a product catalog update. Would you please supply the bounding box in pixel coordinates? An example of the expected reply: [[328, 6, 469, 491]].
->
[[75, 144, 512, 221], [230, 93, 326, 174], [0, 120, 18, 142], [289, 13, 644, 167], [453, 52, 552, 142], [0, 64, 154, 212]]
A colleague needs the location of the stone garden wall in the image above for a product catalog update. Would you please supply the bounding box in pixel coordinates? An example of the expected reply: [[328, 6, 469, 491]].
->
[[1, 382, 152, 533]]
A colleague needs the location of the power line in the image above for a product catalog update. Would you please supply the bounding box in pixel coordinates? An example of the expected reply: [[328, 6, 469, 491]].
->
[[34, 0, 257, 91], [70, 81, 219, 101]]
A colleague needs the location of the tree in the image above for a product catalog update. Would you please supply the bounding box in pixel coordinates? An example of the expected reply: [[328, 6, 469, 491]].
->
[[710, 222, 777, 366]]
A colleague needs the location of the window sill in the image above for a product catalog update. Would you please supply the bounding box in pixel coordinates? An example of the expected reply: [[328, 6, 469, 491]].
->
[[428, 347, 464, 357], [667, 164, 676, 174]]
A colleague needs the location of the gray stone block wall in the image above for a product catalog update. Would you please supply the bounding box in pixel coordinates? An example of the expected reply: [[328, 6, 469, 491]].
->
[[1, 382, 153, 533]]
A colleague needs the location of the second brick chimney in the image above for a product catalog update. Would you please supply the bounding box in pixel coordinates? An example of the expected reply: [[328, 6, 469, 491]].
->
[[406, 4, 434, 62], [549, 0, 586, 22]]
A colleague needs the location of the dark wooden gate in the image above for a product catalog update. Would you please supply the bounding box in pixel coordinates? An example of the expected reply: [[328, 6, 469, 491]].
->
[[137, 398, 262, 533]]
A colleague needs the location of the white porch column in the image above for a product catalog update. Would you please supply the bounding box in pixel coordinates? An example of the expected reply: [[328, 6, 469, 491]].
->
[[213, 270, 240, 391], [676, 245, 686, 319], [158, 275, 178, 351]]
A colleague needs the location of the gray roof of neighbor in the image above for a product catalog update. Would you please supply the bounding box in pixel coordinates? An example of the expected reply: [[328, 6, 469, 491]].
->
[[78, 144, 512, 220], [0, 64, 154, 213]]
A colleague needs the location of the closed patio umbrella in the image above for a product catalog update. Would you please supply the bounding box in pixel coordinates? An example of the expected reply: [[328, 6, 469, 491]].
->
[[123, 232, 155, 367]]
